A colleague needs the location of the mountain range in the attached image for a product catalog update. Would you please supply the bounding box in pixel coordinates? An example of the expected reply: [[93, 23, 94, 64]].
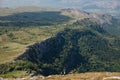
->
[[1, 0, 120, 18]]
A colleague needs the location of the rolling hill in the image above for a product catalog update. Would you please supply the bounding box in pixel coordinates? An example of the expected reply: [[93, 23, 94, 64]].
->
[[0, 17, 120, 77], [0, 7, 120, 78]]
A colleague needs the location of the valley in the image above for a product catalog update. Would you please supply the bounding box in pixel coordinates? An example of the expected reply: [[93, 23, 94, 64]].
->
[[0, 7, 120, 79]]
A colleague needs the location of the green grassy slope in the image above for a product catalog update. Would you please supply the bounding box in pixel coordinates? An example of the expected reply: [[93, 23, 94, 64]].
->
[[0, 8, 72, 65], [0, 25, 68, 64], [0, 7, 120, 78], [1, 22, 119, 77]]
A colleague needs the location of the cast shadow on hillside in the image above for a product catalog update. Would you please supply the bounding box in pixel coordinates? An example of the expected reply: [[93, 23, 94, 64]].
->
[[0, 11, 71, 27]]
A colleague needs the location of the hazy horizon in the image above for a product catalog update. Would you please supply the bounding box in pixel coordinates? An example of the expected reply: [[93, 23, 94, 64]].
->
[[0, 0, 120, 10], [0, 0, 120, 17]]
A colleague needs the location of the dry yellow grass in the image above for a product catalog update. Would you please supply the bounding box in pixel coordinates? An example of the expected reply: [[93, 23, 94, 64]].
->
[[43, 72, 120, 80], [0, 24, 66, 65], [1, 72, 120, 80], [0, 42, 26, 64]]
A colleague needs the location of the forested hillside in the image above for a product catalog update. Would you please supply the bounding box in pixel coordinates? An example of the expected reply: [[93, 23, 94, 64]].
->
[[0, 20, 120, 76], [0, 7, 120, 78]]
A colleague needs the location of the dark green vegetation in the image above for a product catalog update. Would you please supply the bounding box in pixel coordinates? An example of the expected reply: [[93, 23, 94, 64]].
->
[[0, 10, 71, 66], [0, 20, 120, 76], [104, 19, 120, 37], [74, 17, 120, 38], [0, 8, 120, 77], [0, 11, 70, 27]]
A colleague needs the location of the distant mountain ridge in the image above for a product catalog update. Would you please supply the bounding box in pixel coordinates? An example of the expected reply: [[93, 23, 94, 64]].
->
[[0, 6, 60, 16], [61, 8, 113, 25], [81, 0, 120, 10]]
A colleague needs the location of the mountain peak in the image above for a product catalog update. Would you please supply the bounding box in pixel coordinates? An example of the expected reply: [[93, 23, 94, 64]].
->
[[61, 8, 113, 25], [61, 8, 89, 19]]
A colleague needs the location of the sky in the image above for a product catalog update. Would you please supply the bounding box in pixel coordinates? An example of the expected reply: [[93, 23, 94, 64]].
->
[[0, 0, 120, 9], [0, 0, 61, 8]]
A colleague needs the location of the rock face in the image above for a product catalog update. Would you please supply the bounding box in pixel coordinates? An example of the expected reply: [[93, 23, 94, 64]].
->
[[61, 8, 89, 19], [61, 8, 113, 25]]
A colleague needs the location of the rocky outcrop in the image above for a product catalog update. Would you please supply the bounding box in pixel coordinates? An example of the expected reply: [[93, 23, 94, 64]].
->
[[61, 8, 113, 25]]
